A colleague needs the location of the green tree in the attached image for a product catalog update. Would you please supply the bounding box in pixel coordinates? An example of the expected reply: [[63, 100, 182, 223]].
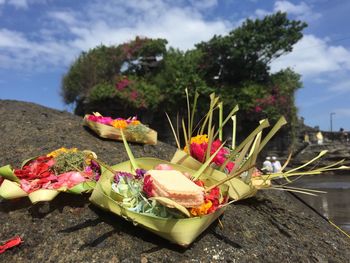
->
[[196, 11, 307, 86], [153, 48, 211, 112], [61, 45, 122, 105], [61, 12, 306, 143], [61, 37, 168, 115]]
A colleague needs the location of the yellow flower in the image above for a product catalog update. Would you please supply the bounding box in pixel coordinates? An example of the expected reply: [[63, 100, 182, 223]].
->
[[190, 200, 212, 216], [184, 134, 208, 152], [47, 147, 78, 158], [111, 119, 128, 129], [191, 134, 208, 144]]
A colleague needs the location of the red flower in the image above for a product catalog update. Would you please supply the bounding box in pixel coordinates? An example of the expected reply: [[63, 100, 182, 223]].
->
[[211, 140, 230, 166], [13, 156, 58, 193], [226, 162, 235, 173], [190, 142, 207, 163], [190, 139, 230, 167], [20, 175, 58, 193], [143, 175, 154, 197], [206, 187, 220, 201], [14, 156, 55, 180], [194, 180, 205, 187], [0, 177, 3, 185], [205, 186, 221, 214]]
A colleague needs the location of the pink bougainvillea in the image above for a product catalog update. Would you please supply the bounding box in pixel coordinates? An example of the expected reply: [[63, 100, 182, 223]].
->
[[116, 77, 131, 91]]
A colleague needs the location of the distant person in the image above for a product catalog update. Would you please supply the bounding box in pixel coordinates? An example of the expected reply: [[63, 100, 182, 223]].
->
[[271, 156, 282, 173], [262, 156, 273, 173], [340, 128, 349, 143], [316, 131, 323, 145], [304, 132, 310, 144]]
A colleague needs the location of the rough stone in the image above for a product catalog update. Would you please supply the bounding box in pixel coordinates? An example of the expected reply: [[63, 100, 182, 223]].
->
[[0, 100, 349, 262]]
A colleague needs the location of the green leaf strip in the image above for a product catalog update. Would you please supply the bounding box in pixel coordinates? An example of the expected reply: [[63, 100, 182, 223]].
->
[[120, 129, 139, 171]]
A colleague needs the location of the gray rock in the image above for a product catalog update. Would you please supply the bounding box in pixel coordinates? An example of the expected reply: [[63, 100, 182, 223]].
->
[[0, 100, 349, 262]]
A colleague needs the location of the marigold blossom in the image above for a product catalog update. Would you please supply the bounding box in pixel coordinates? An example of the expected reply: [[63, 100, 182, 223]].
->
[[191, 135, 209, 144], [111, 119, 128, 129], [190, 200, 213, 216], [47, 147, 78, 158]]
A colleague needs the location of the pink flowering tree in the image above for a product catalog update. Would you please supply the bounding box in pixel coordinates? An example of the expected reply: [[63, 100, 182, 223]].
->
[[61, 12, 305, 143]]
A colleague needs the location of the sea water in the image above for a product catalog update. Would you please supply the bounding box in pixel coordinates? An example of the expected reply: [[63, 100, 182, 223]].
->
[[289, 174, 350, 234]]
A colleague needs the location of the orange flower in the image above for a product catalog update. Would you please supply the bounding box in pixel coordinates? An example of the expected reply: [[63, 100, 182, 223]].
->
[[190, 200, 212, 216], [111, 119, 128, 129], [190, 134, 208, 144], [47, 147, 77, 158]]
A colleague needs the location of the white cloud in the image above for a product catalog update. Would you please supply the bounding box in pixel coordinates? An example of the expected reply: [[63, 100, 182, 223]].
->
[[190, 0, 218, 10], [330, 79, 350, 92], [255, 8, 270, 17], [0, 28, 76, 70], [270, 34, 350, 77], [274, 1, 309, 15], [255, 1, 321, 21], [68, 8, 229, 51], [8, 0, 28, 9], [0, 0, 47, 9], [0, 29, 30, 48], [274, 1, 321, 21], [0, 0, 232, 70], [48, 11, 77, 25]]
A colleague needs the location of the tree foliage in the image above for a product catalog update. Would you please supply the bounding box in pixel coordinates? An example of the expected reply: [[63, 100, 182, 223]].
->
[[61, 12, 307, 141], [196, 12, 306, 86]]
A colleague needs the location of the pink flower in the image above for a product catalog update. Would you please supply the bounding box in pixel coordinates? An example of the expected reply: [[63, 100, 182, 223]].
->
[[154, 164, 173, 170], [116, 78, 130, 91], [254, 106, 263, 113], [190, 139, 235, 172], [143, 175, 154, 197], [226, 162, 235, 173], [19, 174, 58, 193], [51, 172, 86, 189], [87, 115, 113, 125], [130, 90, 138, 100], [190, 142, 207, 163], [210, 140, 229, 166]]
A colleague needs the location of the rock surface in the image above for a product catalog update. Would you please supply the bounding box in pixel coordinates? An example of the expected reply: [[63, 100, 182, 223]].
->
[[289, 142, 350, 175], [0, 100, 349, 263]]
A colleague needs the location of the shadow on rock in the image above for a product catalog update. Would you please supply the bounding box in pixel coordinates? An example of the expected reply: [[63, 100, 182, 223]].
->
[[28, 193, 90, 219], [62, 204, 195, 253], [0, 198, 32, 212]]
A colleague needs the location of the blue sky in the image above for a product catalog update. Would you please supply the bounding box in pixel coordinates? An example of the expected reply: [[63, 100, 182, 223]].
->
[[1, 0, 350, 131]]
